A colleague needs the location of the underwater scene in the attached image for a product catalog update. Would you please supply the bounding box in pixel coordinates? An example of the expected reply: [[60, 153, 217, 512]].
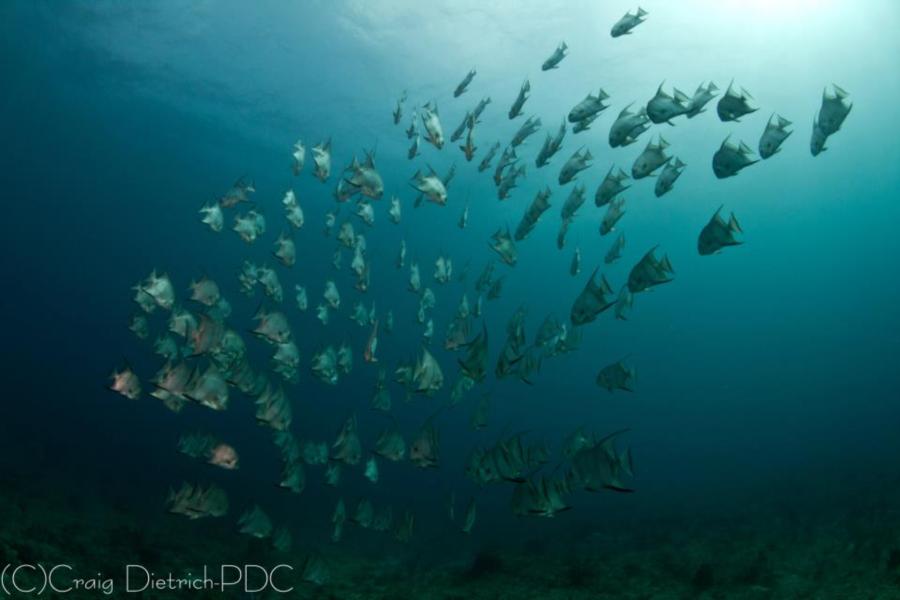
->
[[3, 1, 900, 598]]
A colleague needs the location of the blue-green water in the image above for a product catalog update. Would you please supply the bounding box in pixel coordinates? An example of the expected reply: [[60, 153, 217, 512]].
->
[[3, 1, 900, 596]]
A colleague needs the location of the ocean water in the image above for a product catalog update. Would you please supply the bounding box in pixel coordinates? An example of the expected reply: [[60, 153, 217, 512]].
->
[[3, 1, 900, 597]]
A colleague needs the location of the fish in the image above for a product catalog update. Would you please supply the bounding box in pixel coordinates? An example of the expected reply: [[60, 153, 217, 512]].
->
[[332, 414, 362, 466], [344, 151, 384, 199], [646, 81, 690, 125], [717, 81, 757, 122], [570, 247, 581, 276], [311, 346, 338, 384], [595, 165, 631, 207], [535, 119, 567, 168], [698, 206, 743, 255], [458, 322, 489, 382], [393, 511, 414, 543], [219, 177, 255, 208], [405, 107, 418, 138], [568, 430, 635, 493], [312, 139, 332, 181], [810, 119, 828, 156], [511, 477, 572, 517], [199, 203, 223, 232], [374, 428, 406, 461], [511, 115, 542, 147], [514, 186, 552, 241], [460, 118, 477, 161], [560, 183, 586, 222], [568, 89, 610, 123], [392, 91, 406, 125], [233, 209, 266, 243], [478, 141, 501, 172], [816, 84, 852, 136], [421, 102, 445, 149], [238, 505, 273, 539], [291, 140, 305, 175], [364, 320, 379, 363], [811, 84, 852, 155], [712, 136, 759, 178], [410, 418, 440, 468], [571, 268, 616, 325], [558, 147, 593, 184], [323, 280, 340, 310], [654, 157, 686, 197], [759, 113, 793, 158], [462, 498, 477, 533], [272, 233, 296, 267], [410, 167, 448, 205], [631, 135, 671, 179], [408, 262, 421, 293], [454, 68, 477, 97], [541, 41, 568, 70], [408, 134, 421, 159], [434, 256, 453, 284], [331, 498, 346, 540], [600, 197, 626, 236], [509, 79, 530, 120], [489, 226, 518, 266], [301, 554, 329, 585], [451, 111, 472, 143], [108, 364, 141, 400], [685, 81, 719, 118], [493, 145, 518, 185], [472, 96, 492, 122], [282, 189, 304, 228], [412, 348, 444, 396], [572, 112, 599, 133], [596, 360, 636, 392], [627, 246, 674, 293], [497, 163, 526, 200], [255, 383, 291, 430], [364, 456, 379, 483], [611, 7, 648, 37], [167, 483, 228, 520], [388, 196, 402, 224], [271, 527, 292, 553]]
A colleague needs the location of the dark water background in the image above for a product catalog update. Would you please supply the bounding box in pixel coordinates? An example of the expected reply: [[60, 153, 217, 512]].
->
[[2, 1, 900, 562]]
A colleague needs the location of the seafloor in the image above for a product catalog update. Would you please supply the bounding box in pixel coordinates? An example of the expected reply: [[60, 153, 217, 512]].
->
[[3, 478, 900, 600]]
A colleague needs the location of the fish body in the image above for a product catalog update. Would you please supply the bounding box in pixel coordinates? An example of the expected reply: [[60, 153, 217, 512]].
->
[[558, 148, 593, 184], [759, 113, 793, 158], [421, 102, 445, 149], [611, 7, 648, 37], [609, 103, 650, 147], [542, 41, 568, 70], [717, 81, 757, 122], [698, 206, 743, 255], [509, 80, 531, 119], [712, 136, 759, 178], [631, 135, 670, 179], [454, 68, 477, 97], [568, 89, 610, 123], [646, 82, 690, 124], [685, 82, 718, 118], [654, 157, 686, 197]]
